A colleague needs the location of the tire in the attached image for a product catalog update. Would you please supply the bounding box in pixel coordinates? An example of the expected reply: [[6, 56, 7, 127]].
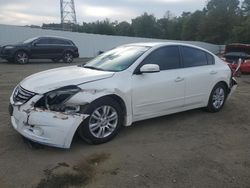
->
[[206, 83, 227, 113], [63, 51, 74, 63], [78, 97, 123, 145], [14, 51, 29, 64]]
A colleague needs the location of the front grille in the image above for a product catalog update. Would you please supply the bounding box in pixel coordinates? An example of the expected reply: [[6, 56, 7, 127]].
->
[[13, 85, 36, 104]]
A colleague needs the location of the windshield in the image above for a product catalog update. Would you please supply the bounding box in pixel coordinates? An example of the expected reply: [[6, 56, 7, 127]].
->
[[22, 37, 39, 44], [83, 45, 150, 72]]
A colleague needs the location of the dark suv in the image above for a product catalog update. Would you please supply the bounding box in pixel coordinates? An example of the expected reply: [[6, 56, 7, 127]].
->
[[0, 36, 79, 64]]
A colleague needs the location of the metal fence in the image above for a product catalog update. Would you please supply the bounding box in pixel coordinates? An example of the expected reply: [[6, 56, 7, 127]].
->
[[0, 24, 222, 58]]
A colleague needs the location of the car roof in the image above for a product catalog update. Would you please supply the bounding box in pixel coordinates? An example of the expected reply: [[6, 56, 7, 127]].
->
[[39, 36, 72, 41], [125, 42, 178, 47], [225, 52, 250, 57], [225, 43, 250, 55], [126, 42, 198, 48], [226, 43, 250, 48], [125, 42, 213, 54]]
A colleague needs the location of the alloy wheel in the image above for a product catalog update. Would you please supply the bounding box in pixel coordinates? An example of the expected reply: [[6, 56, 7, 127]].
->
[[16, 52, 28, 64], [89, 105, 118, 138], [64, 53, 73, 63], [212, 87, 225, 109]]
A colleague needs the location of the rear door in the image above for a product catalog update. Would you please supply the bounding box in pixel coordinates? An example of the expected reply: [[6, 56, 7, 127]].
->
[[49, 38, 69, 58], [180, 46, 216, 107], [131, 46, 185, 121]]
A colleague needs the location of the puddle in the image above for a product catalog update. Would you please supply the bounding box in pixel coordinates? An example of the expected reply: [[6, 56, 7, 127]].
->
[[36, 152, 110, 188]]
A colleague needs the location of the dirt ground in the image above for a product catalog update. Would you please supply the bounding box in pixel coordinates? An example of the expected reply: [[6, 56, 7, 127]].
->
[[0, 59, 249, 188]]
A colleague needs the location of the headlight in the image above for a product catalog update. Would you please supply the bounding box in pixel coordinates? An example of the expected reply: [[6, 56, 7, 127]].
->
[[36, 85, 81, 112], [4, 46, 14, 49]]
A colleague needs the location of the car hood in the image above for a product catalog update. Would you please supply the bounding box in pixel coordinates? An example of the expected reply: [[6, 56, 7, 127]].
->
[[3, 43, 25, 48], [20, 66, 115, 94]]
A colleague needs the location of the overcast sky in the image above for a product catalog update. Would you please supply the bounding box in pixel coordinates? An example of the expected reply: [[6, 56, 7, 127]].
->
[[0, 0, 208, 26]]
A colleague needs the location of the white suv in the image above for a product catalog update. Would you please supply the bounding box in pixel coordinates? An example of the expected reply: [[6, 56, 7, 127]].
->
[[9, 42, 237, 148]]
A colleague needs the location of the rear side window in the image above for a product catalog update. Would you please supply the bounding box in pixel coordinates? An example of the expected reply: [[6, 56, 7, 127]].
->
[[142, 46, 181, 70], [50, 39, 71, 45], [206, 53, 215, 65], [182, 46, 208, 67], [61, 40, 71, 45]]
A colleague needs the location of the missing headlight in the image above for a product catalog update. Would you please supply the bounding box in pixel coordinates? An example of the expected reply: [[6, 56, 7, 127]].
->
[[35, 85, 81, 112]]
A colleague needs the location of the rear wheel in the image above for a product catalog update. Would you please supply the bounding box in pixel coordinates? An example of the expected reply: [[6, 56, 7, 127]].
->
[[63, 52, 74, 63], [206, 83, 227, 112], [78, 97, 123, 144], [15, 51, 29, 64]]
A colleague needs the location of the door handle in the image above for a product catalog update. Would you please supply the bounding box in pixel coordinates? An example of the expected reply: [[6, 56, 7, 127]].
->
[[175, 77, 184, 82], [210, 70, 218, 75]]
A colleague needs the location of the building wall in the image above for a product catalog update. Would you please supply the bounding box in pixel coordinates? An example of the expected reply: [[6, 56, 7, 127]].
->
[[0, 24, 221, 57]]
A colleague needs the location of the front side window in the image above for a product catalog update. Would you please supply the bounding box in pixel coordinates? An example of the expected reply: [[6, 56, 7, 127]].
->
[[140, 46, 181, 71], [22, 37, 39, 44], [50, 39, 71, 45], [83, 45, 150, 72], [36, 38, 50, 45], [182, 46, 208, 67], [207, 53, 215, 65]]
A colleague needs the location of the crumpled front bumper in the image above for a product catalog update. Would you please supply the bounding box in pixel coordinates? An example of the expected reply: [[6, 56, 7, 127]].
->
[[10, 95, 88, 149]]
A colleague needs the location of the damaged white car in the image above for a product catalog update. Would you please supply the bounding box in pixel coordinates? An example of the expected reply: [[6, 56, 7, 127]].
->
[[9, 42, 237, 148]]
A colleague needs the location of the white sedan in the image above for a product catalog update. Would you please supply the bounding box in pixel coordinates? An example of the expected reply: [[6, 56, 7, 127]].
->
[[9, 42, 237, 148]]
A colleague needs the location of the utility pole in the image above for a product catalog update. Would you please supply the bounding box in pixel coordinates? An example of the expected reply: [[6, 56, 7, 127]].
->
[[60, 0, 77, 31]]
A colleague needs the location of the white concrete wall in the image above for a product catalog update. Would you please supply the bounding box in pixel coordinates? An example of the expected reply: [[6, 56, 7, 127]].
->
[[0, 24, 221, 57]]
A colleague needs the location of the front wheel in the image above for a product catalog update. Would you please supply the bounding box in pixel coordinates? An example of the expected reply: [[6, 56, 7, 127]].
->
[[78, 97, 123, 144], [63, 52, 74, 63], [206, 83, 227, 112], [15, 51, 29, 64]]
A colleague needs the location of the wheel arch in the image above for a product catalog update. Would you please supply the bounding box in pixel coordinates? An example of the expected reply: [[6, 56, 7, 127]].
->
[[15, 49, 30, 57], [63, 49, 74, 55], [205, 80, 229, 112], [86, 94, 127, 125], [206, 80, 230, 107], [215, 81, 230, 94]]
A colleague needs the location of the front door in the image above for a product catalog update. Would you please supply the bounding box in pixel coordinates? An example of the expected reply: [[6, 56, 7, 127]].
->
[[131, 46, 185, 121], [31, 38, 53, 59]]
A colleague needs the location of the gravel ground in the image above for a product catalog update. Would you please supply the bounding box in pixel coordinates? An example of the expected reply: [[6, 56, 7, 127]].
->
[[0, 59, 249, 188]]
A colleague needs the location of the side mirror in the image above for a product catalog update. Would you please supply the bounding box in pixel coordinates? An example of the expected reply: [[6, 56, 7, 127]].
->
[[140, 64, 160, 74], [98, 51, 104, 55]]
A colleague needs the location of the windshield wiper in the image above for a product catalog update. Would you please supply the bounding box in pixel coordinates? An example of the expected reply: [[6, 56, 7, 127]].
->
[[83, 65, 105, 71]]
